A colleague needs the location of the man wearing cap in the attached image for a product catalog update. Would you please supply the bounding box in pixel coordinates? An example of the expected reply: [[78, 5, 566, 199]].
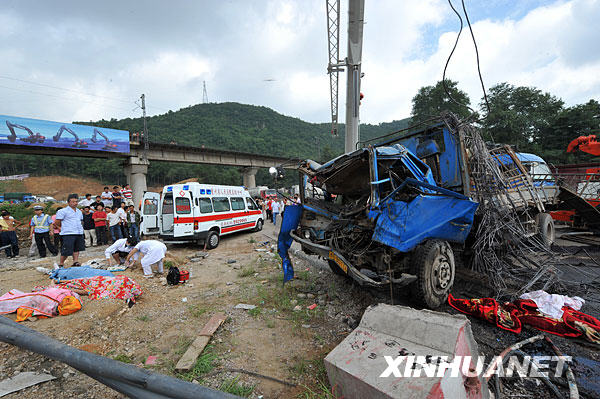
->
[[29, 205, 57, 258]]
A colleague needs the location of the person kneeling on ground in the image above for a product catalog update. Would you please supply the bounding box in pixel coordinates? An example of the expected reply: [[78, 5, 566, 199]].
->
[[124, 238, 167, 278], [105, 236, 138, 266]]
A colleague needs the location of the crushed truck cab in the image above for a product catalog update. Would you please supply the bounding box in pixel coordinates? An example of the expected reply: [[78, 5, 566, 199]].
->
[[291, 143, 478, 308]]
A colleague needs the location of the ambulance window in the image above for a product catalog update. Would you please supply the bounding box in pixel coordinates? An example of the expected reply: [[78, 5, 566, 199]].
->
[[143, 199, 158, 215], [162, 196, 174, 214], [175, 197, 191, 214], [199, 198, 213, 213], [246, 197, 258, 210], [231, 197, 245, 211], [212, 197, 230, 212]]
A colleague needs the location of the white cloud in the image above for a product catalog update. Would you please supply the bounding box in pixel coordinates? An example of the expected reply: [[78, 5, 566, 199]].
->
[[0, 0, 597, 127], [360, 0, 600, 123]]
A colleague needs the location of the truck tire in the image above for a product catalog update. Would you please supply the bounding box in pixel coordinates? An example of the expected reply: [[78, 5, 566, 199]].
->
[[206, 231, 220, 250], [410, 240, 455, 309], [328, 259, 347, 276], [535, 212, 555, 248]]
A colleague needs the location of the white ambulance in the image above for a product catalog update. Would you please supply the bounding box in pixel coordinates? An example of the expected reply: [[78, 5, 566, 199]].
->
[[140, 183, 264, 248]]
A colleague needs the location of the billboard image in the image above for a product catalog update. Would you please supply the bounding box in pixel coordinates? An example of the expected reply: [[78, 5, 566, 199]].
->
[[0, 114, 130, 153]]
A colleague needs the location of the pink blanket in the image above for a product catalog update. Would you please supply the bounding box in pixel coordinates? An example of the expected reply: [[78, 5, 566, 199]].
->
[[0, 287, 79, 318]]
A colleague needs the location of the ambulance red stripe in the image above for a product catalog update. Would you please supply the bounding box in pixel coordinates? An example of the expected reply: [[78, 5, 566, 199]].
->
[[173, 210, 262, 224], [221, 221, 257, 233]]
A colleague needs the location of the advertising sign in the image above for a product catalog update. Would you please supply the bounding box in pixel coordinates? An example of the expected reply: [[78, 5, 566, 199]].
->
[[0, 114, 130, 153]]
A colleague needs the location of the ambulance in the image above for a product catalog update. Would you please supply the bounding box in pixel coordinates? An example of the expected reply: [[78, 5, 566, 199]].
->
[[140, 183, 263, 248]]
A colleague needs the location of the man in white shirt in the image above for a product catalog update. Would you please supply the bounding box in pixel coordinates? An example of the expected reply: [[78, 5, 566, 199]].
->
[[54, 193, 85, 267], [107, 206, 122, 242], [101, 187, 113, 208], [271, 199, 281, 225], [105, 237, 138, 266], [124, 239, 167, 278], [78, 193, 94, 208]]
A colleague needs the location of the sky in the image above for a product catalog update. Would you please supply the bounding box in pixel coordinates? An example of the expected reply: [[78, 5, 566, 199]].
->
[[0, 0, 598, 125]]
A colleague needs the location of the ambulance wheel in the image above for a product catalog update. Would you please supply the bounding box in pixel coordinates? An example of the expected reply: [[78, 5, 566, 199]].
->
[[206, 231, 220, 249], [254, 219, 263, 232], [410, 240, 455, 309]]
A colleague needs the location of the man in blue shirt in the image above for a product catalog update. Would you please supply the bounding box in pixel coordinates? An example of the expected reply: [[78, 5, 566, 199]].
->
[[54, 193, 85, 267], [29, 205, 57, 258]]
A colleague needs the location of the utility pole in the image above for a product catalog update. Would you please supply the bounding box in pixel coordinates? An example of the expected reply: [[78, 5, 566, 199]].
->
[[345, 0, 364, 153], [326, 0, 365, 153], [202, 81, 208, 104], [141, 94, 148, 158]]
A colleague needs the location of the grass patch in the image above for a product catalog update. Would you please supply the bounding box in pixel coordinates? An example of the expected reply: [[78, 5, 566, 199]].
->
[[248, 237, 256, 244], [188, 304, 209, 318], [0, 202, 34, 222], [113, 354, 133, 363], [297, 270, 310, 281], [178, 346, 218, 381], [298, 381, 336, 399], [174, 336, 194, 356], [266, 319, 275, 328], [237, 267, 256, 278], [164, 260, 174, 269], [248, 307, 261, 317], [136, 315, 151, 322], [219, 376, 254, 397]]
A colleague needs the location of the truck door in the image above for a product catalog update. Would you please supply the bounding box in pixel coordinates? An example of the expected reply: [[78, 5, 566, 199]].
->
[[141, 192, 160, 236], [174, 189, 194, 237]]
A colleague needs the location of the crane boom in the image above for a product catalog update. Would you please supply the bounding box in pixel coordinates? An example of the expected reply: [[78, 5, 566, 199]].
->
[[345, 0, 364, 152]]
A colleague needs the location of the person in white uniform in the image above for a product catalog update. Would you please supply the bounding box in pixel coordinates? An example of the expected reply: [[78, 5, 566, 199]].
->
[[124, 239, 167, 278], [105, 237, 138, 266]]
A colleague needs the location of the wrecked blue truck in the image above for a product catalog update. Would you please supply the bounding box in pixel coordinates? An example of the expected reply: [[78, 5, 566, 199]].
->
[[288, 122, 560, 308], [289, 134, 479, 309]]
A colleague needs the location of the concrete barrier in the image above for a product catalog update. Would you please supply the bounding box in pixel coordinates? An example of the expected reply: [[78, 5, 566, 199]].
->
[[324, 303, 488, 399]]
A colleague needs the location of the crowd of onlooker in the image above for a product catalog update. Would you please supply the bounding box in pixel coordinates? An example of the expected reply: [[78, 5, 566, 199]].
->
[[0, 184, 140, 261], [255, 194, 300, 226]]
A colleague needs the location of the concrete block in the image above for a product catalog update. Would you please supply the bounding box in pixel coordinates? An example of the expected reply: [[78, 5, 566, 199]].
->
[[324, 303, 488, 399]]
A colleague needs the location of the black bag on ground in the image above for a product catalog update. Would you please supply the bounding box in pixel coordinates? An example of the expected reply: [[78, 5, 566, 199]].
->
[[167, 266, 180, 285]]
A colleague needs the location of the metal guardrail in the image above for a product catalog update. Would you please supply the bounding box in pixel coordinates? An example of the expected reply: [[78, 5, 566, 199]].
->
[[0, 316, 240, 399]]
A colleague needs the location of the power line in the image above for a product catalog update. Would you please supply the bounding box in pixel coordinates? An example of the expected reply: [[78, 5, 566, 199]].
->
[[461, 0, 490, 114], [0, 84, 134, 113], [0, 75, 133, 104], [443, 0, 473, 114]]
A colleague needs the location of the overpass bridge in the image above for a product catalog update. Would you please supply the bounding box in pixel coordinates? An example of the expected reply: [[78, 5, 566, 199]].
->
[[0, 141, 294, 206]]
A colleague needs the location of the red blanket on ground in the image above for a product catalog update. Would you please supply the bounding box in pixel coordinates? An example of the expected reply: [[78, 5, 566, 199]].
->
[[448, 294, 600, 344]]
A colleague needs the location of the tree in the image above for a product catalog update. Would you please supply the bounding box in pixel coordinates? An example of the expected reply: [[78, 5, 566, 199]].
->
[[411, 80, 472, 123], [480, 83, 564, 150], [541, 99, 600, 164]]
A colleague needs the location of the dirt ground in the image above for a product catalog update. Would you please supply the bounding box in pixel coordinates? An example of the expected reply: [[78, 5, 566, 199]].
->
[[0, 222, 599, 398], [0, 224, 368, 398], [1, 175, 164, 201]]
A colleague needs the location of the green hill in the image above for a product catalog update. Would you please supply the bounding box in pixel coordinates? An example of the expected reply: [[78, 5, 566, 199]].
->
[[0, 102, 412, 187]]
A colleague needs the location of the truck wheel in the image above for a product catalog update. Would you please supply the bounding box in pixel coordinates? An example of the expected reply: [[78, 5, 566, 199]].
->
[[328, 260, 347, 276], [206, 231, 220, 249], [254, 219, 263, 232], [535, 212, 555, 248], [410, 240, 455, 309]]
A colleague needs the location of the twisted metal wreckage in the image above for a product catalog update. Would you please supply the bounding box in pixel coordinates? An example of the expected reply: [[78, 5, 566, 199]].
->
[[284, 113, 600, 308]]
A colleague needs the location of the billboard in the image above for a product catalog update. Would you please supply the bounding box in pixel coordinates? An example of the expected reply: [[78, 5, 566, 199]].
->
[[0, 114, 130, 153]]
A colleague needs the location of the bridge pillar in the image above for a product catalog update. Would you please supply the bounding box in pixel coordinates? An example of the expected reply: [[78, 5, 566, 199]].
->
[[124, 157, 150, 209], [242, 167, 258, 188]]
